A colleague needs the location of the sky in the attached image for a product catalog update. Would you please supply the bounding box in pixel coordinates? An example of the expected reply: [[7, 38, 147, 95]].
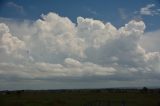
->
[[0, 0, 160, 90]]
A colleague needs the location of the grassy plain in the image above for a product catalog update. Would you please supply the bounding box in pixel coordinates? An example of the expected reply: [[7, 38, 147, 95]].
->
[[0, 89, 160, 106]]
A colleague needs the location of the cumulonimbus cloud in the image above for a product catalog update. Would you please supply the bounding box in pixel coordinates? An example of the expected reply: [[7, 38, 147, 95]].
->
[[0, 12, 159, 84]]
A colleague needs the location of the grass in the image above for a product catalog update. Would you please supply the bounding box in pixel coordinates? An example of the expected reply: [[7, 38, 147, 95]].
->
[[0, 89, 160, 106]]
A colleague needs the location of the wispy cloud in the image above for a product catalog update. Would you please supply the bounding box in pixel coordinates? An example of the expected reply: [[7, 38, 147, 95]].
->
[[87, 8, 97, 15], [135, 4, 160, 16], [118, 8, 128, 20], [6, 2, 25, 14], [84, 7, 98, 15]]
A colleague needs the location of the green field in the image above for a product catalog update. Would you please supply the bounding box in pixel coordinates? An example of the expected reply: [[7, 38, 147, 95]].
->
[[0, 89, 160, 106]]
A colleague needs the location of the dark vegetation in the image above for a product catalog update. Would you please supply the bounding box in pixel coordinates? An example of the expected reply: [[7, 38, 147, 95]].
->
[[0, 87, 160, 106]]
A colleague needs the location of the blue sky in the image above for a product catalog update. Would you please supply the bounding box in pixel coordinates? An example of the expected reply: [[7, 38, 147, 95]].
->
[[0, 0, 160, 31], [0, 0, 160, 90]]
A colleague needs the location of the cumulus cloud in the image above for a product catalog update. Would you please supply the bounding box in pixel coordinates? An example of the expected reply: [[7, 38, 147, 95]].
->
[[0, 23, 26, 63], [0, 12, 160, 89], [140, 29, 160, 52]]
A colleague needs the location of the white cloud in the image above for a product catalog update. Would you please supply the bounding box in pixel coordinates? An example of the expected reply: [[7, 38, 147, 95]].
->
[[0, 23, 26, 61], [140, 4, 155, 15], [140, 29, 160, 52], [0, 12, 160, 89], [32, 13, 86, 58], [0, 23, 25, 51], [138, 4, 160, 16], [0, 59, 116, 80], [77, 17, 117, 48]]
